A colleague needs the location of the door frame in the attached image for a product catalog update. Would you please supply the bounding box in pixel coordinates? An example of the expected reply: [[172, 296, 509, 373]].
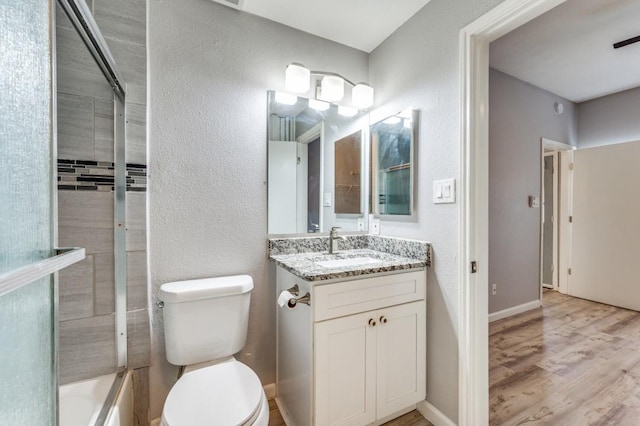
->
[[540, 138, 574, 298], [458, 0, 567, 423], [297, 122, 324, 232], [541, 151, 558, 290]]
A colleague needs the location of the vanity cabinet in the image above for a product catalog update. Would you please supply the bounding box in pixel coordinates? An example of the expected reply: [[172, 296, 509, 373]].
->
[[276, 267, 426, 426]]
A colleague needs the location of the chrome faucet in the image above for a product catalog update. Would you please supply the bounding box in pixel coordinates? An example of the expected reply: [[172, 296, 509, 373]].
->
[[328, 227, 346, 254]]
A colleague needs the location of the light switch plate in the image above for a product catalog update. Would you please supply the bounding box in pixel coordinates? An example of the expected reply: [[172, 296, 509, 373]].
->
[[433, 179, 456, 204], [370, 218, 380, 235], [323, 192, 332, 207]]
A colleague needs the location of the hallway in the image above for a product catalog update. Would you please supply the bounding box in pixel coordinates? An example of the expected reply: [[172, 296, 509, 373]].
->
[[490, 290, 640, 424]]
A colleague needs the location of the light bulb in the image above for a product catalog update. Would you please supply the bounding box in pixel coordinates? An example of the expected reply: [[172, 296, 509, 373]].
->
[[321, 75, 344, 102], [352, 83, 374, 108], [285, 63, 310, 93], [309, 99, 330, 111], [274, 92, 297, 105], [338, 105, 358, 117]]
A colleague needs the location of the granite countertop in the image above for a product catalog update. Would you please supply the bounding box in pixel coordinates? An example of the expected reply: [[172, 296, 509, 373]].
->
[[270, 248, 427, 282]]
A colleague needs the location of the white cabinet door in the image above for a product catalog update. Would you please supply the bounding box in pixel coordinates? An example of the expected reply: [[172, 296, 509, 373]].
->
[[315, 311, 377, 426], [375, 301, 426, 419]]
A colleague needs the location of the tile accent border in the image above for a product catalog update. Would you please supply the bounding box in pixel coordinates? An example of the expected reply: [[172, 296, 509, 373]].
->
[[57, 159, 147, 192], [268, 234, 431, 266]]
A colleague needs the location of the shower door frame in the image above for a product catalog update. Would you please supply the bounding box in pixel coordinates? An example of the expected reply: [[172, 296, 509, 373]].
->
[[56, 0, 129, 400]]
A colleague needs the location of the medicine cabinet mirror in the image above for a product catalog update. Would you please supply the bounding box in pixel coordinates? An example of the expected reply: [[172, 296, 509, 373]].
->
[[370, 109, 418, 216], [267, 91, 369, 235]]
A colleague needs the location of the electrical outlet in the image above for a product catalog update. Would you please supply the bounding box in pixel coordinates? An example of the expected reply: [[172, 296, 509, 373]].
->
[[491, 283, 497, 296]]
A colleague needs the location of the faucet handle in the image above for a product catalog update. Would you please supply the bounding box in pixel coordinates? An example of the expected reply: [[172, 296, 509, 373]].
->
[[330, 226, 341, 233]]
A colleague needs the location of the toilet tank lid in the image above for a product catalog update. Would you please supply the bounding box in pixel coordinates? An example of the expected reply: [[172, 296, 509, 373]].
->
[[159, 275, 253, 303]]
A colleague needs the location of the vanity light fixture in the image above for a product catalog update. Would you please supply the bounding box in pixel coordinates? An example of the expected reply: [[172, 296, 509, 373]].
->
[[338, 105, 358, 117], [309, 98, 330, 111], [284, 62, 374, 108], [285, 63, 310, 93], [274, 91, 298, 105], [352, 83, 374, 109]]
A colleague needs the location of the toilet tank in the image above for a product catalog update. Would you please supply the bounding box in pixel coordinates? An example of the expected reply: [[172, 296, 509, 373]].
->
[[159, 275, 253, 366]]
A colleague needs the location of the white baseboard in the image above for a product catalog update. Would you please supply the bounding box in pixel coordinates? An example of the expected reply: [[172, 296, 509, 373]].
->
[[488, 300, 541, 323], [263, 383, 277, 399], [417, 400, 457, 426]]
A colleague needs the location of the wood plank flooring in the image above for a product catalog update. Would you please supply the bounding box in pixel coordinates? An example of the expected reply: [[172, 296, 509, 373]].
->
[[268, 398, 433, 425], [490, 289, 640, 425]]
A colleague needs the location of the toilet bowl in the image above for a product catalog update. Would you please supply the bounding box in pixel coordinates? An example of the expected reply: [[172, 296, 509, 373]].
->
[[158, 276, 268, 426], [160, 359, 268, 426]]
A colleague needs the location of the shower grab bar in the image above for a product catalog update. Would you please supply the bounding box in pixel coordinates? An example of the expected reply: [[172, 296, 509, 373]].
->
[[0, 247, 85, 298]]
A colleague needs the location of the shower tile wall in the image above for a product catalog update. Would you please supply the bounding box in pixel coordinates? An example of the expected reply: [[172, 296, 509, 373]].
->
[[56, 0, 149, 386]]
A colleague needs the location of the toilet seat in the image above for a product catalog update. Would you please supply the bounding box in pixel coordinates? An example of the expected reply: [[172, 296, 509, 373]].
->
[[161, 360, 266, 425]]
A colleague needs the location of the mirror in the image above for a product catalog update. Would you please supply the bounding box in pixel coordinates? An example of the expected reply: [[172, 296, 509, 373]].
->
[[267, 91, 369, 235], [370, 109, 418, 215]]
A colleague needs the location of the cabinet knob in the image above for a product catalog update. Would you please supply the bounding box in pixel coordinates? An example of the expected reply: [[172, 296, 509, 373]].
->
[[380, 316, 387, 324], [368, 318, 376, 327]]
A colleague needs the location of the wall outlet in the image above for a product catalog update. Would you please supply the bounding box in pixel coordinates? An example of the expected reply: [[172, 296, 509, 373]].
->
[[491, 283, 497, 296], [357, 218, 364, 231], [370, 218, 380, 235]]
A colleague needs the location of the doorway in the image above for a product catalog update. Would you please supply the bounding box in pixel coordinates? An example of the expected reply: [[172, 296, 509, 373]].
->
[[458, 0, 569, 423], [542, 152, 557, 289]]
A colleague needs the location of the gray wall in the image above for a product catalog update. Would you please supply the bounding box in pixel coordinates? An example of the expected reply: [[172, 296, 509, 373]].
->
[[488, 68, 576, 314], [368, 0, 508, 420], [55, 0, 149, 386], [577, 87, 640, 148], [148, 0, 368, 419]]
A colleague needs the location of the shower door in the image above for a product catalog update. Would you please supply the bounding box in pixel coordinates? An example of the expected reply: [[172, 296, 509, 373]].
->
[[0, 0, 84, 424]]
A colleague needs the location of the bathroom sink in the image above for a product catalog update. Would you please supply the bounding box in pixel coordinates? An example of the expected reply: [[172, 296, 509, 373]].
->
[[315, 257, 380, 268]]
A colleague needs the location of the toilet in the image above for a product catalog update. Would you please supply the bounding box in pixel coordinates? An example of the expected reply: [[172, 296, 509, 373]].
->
[[158, 275, 269, 426]]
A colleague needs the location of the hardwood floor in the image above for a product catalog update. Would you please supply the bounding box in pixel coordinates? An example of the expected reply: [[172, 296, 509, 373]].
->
[[490, 289, 640, 425], [268, 398, 433, 425]]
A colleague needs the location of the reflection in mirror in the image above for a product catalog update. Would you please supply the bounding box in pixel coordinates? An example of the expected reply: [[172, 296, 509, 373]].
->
[[267, 91, 369, 235], [370, 109, 418, 215], [334, 131, 362, 214]]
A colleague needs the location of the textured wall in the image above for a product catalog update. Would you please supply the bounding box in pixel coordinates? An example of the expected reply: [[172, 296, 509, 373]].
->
[[577, 87, 640, 148], [488, 69, 576, 314], [368, 0, 515, 420], [148, 0, 368, 418]]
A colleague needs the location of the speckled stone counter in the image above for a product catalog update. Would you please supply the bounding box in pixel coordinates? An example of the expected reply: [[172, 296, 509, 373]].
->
[[268, 236, 430, 282]]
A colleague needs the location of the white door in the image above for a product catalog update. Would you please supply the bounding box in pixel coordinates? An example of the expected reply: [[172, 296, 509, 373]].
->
[[376, 301, 426, 419], [569, 141, 640, 311], [315, 311, 377, 426]]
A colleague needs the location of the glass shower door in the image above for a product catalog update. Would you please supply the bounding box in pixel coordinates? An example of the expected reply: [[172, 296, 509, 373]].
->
[[0, 0, 82, 424]]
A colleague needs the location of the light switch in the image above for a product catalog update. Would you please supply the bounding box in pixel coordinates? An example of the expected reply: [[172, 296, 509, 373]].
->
[[323, 192, 332, 207], [433, 179, 456, 204]]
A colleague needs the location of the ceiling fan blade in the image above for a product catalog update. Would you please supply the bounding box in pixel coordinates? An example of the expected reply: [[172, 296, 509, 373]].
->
[[613, 35, 640, 49]]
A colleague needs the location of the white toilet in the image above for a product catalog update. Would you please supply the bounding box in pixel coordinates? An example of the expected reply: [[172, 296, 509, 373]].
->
[[158, 275, 269, 426]]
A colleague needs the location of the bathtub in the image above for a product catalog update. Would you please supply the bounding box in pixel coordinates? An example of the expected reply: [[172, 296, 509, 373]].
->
[[59, 371, 133, 426]]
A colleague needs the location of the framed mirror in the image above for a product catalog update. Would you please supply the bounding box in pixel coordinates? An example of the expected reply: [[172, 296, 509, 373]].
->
[[370, 109, 418, 216], [267, 91, 369, 235]]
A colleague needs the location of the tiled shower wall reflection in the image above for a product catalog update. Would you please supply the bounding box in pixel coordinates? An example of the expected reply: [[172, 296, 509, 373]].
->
[[56, 0, 149, 387]]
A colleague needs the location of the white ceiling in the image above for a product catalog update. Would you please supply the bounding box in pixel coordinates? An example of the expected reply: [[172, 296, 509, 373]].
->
[[490, 0, 640, 103], [214, 0, 432, 53]]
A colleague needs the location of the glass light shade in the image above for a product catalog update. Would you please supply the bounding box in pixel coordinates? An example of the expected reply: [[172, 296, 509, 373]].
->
[[338, 105, 358, 117], [321, 75, 344, 102], [309, 99, 330, 111], [285, 63, 310, 93], [274, 92, 298, 105], [352, 83, 374, 108]]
